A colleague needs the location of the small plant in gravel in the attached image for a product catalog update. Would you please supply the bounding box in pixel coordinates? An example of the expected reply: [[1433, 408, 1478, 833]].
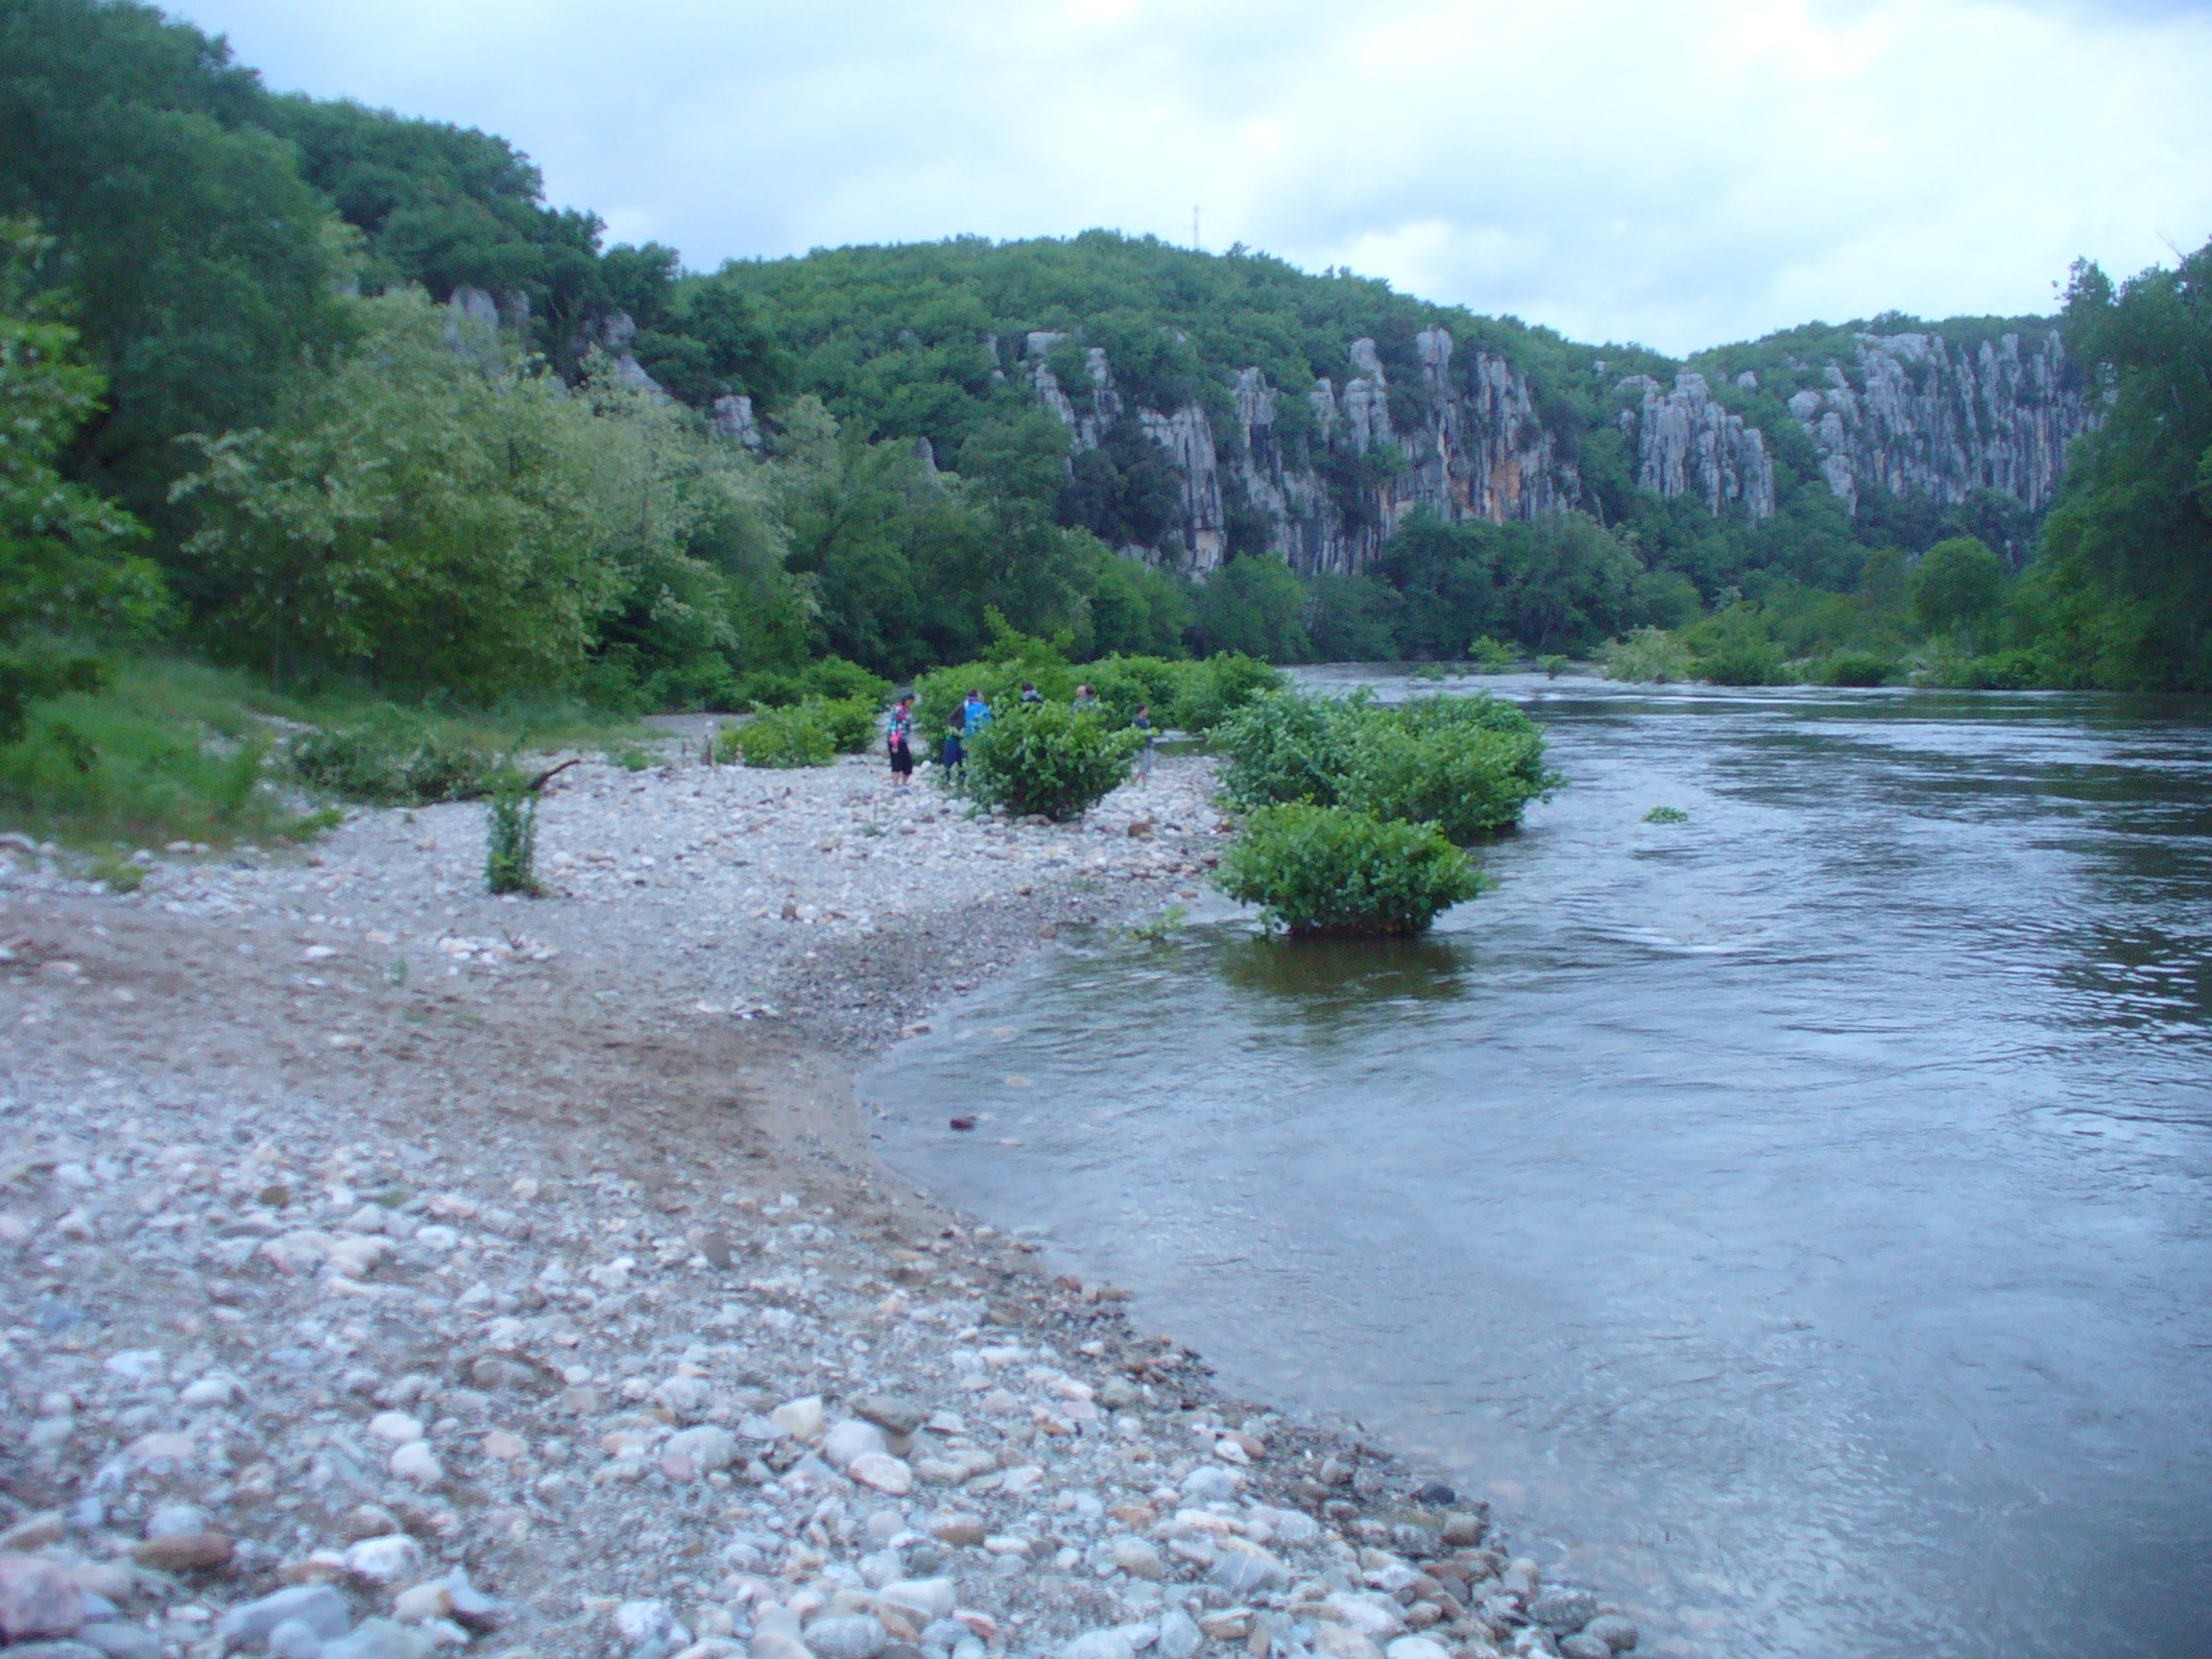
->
[[957, 704, 1142, 821], [1645, 805, 1689, 824], [1216, 804, 1492, 936], [484, 786, 541, 895]]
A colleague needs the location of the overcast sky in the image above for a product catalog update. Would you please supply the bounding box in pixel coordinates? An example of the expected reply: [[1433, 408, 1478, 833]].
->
[[168, 0, 2212, 357]]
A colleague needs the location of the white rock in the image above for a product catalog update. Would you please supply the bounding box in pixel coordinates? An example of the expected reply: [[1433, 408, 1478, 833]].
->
[[1385, 1641, 1453, 1659], [822, 1418, 890, 1471], [1064, 1634, 1133, 1659], [664, 1426, 738, 1473], [180, 1376, 235, 1408], [874, 1579, 955, 1623], [369, 1411, 422, 1444], [849, 1454, 912, 1496], [389, 1442, 444, 1485], [770, 1395, 827, 1441], [344, 1534, 424, 1583]]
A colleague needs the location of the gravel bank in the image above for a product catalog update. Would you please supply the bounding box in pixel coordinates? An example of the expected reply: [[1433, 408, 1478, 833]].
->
[[0, 751, 1640, 1659]]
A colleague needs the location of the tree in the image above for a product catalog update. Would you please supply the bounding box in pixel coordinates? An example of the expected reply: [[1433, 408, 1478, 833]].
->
[[0, 221, 165, 735], [1911, 536, 2007, 649], [170, 290, 630, 698], [1190, 554, 1310, 661], [2033, 238, 2212, 688], [0, 0, 352, 521]]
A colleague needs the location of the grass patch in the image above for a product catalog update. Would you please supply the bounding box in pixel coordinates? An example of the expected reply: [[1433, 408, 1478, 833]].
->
[[0, 655, 659, 849]]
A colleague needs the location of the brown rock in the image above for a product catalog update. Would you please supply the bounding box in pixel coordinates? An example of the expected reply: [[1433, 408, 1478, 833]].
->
[[927, 1513, 986, 1548], [0, 1514, 65, 1553], [132, 1532, 234, 1573]]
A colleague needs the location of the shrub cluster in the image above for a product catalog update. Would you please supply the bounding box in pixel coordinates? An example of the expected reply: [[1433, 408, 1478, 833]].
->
[[287, 715, 492, 805], [709, 694, 880, 768], [1213, 689, 1559, 842], [958, 704, 1142, 821], [1216, 805, 1492, 936], [1599, 628, 1696, 684], [911, 652, 1279, 742], [1210, 688, 1557, 936]]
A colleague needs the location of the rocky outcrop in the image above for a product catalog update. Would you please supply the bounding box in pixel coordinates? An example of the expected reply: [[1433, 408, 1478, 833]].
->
[[1023, 326, 1578, 576], [1783, 328, 2092, 516], [1615, 373, 1777, 519]]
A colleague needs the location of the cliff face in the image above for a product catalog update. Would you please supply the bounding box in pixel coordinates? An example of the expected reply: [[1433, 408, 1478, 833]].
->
[[1615, 373, 1778, 519], [1781, 328, 2090, 516], [1022, 326, 1577, 576]]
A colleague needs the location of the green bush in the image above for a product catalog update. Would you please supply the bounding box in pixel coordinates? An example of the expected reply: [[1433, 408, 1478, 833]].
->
[[1213, 689, 1557, 840], [914, 661, 1075, 744], [1645, 805, 1689, 824], [288, 714, 492, 805], [1599, 628, 1696, 683], [1466, 636, 1518, 670], [1931, 648, 2050, 689], [1340, 720, 1558, 843], [958, 704, 1142, 820], [729, 670, 805, 711], [1816, 650, 1898, 687], [1212, 689, 1364, 810], [798, 657, 894, 706], [734, 707, 835, 767], [914, 651, 1279, 741], [1695, 639, 1789, 685], [1538, 654, 1570, 679], [807, 695, 880, 754], [1166, 652, 1282, 732], [1215, 804, 1492, 936]]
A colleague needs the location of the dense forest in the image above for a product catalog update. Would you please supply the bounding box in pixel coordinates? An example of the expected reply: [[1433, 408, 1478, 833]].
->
[[2, 0, 2206, 785]]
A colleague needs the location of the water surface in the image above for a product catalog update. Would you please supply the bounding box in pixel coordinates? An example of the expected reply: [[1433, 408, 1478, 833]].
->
[[860, 677, 2212, 1659]]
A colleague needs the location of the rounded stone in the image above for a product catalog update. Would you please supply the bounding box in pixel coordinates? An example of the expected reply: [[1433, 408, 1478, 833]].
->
[[1582, 1615, 1639, 1653], [850, 1454, 913, 1496], [389, 1442, 443, 1485], [804, 1616, 888, 1659]]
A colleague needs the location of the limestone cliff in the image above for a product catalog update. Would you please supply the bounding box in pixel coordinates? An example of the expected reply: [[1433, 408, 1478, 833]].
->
[[1614, 373, 1778, 519], [1022, 326, 1577, 576], [1780, 328, 2090, 516]]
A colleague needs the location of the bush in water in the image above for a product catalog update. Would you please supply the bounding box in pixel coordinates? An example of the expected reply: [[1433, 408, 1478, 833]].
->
[[957, 703, 1142, 821], [1216, 804, 1492, 936], [1212, 689, 1558, 841], [1599, 627, 1695, 684]]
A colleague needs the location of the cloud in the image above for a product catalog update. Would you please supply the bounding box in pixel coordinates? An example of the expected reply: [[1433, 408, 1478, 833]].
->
[[169, 0, 2212, 354]]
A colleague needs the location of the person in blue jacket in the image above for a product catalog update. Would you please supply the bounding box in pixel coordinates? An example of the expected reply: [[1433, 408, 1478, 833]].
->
[[962, 689, 994, 739]]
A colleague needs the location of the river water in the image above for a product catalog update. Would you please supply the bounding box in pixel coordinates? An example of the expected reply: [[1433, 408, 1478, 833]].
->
[[857, 674, 2212, 1659]]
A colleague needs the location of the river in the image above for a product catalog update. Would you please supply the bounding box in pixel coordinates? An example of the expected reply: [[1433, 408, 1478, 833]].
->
[[857, 673, 2212, 1659]]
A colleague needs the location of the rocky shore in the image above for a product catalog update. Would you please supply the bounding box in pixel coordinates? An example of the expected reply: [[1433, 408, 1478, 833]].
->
[[1, 750, 1640, 1659]]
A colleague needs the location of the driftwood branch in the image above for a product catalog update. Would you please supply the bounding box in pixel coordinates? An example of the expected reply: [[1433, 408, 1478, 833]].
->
[[522, 757, 581, 795]]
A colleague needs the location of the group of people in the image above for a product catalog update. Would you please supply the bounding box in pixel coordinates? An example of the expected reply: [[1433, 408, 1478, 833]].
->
[[880, 682, 1154, 789]]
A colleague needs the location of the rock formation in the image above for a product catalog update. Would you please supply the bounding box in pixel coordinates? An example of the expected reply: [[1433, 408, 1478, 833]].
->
[[1614, 373, 1778, 519], [1022, 326, 1578, 576], [1781, 329, 2092, 516]]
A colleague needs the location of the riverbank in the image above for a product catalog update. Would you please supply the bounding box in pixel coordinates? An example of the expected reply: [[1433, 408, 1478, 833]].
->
[[0, 749, 1640, 1659]]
